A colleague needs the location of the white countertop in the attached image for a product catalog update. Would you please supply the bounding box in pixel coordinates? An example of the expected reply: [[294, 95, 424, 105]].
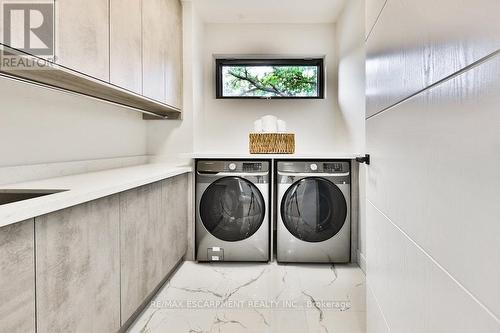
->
[[0, 163, 192, 228], [192, 152, 364, 159]]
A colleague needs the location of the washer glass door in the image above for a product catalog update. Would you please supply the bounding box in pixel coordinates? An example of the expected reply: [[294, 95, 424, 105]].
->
[[200, 176, 265, 242], [281, 177, 347, 242]]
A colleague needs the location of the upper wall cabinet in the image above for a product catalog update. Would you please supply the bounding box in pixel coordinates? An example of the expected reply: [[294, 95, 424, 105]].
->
[[165, 0, 183, 108], [55, 0, 110, 81], [0, 0, 182, 118], [143, 0, 167, 102], [143, 0, 183, 108], [110, 0, 142, 93]]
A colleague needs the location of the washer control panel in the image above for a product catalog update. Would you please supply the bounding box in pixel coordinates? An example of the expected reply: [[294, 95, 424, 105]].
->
[[197, 160, 270, 173], [243, 162, 264, 172], [323, 162, 345, 172]]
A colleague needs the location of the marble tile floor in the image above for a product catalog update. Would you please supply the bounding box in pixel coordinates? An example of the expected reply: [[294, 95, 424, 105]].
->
[[127, 261, 366, 333]]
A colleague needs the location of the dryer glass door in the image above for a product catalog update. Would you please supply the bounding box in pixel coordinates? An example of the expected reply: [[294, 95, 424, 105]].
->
[[200, 176, 265, 242], [281, 177, 347, 242]]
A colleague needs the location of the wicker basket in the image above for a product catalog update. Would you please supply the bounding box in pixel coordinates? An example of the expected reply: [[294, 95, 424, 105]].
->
[[249, 133, 295, 154]]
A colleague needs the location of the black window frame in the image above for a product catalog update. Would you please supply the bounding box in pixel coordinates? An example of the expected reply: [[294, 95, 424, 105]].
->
[[215, 58, 325, 99]]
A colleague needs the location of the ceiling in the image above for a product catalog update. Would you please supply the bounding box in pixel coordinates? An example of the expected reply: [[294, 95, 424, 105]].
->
[[190, 0, 348, 24]]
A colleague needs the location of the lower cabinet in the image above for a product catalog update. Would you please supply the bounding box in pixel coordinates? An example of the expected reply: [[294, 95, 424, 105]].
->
[[0, 220, 35, 333], [0, 174, 188, 333], [35, 195, 121, 333], [165, 175, 189, 262], [120, 174, 188, 322]]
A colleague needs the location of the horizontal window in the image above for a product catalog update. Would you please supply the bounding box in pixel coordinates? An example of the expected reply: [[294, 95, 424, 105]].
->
[[216, 59, 324, 99]]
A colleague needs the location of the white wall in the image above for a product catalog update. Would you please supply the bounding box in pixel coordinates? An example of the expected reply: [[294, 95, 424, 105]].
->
[[365, 0, 500, 332], [0, 76, 147, 184], [193, 22, 365, 155], [337, 0, 366, 271]]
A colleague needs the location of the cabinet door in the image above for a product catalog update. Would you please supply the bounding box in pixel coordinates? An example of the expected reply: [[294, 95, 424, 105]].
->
[[35, 196, 121, 333], [165, 174, 188, 264], [165, 0, 183, 108], [119, 176, 188, 323], [142, 0, 166, 101], [110, 0, 142, 93], [0, 220, 35, 333], [55, 0, 109, 80], [119, 183, 164, 322]]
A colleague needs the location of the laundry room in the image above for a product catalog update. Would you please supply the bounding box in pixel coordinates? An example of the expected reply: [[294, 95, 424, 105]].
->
[[0, 0, 498, 332]]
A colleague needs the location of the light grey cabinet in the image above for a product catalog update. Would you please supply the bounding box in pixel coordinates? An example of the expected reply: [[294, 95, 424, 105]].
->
[[142, 0, 167, 101], [1, 0, 183, 116], [165, 0, 183, 108], [142, 0, 183, 106], [0, 175, 188, 332], [119, 174, 188, 322], [55, 0, 110, 81], [110, 0, 142, 93], [119, 184, 160, 321], [165, 175, 188, 261], [35, 196, 121, 333], [0, 220, 35, 333]]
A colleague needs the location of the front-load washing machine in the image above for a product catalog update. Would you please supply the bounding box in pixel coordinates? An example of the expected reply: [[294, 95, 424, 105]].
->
[[276, 160, 350, 263], [196, 160, 270, 262]]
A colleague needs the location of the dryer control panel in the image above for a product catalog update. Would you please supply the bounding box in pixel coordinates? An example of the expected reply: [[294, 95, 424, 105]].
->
[[278, 161, 350, 173]]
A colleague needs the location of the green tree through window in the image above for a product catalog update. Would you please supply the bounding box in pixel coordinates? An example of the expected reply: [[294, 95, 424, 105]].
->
[[216, 59, 324, 98]]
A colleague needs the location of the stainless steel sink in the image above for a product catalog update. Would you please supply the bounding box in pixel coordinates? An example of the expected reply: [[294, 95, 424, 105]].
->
[[0, 189, 67, 205]]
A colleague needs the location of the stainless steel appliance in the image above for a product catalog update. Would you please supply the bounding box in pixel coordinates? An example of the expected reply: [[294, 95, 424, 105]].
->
[[276, 160, 350, 263], [196, 160, 270, 262]]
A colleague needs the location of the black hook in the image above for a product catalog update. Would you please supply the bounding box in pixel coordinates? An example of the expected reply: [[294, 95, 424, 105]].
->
[[355, 154, 370, 165]]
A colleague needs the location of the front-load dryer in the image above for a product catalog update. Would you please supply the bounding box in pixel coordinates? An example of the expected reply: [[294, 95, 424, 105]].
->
[[276, 160, 350, 263], [196, 160, 270, 262]]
